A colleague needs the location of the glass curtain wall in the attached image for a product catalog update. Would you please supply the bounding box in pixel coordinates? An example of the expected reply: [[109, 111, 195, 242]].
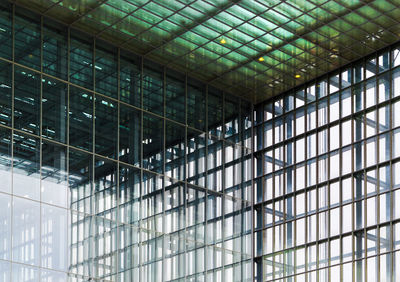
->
[[254, 44, 400, 281], [0, 3, 252, 282]]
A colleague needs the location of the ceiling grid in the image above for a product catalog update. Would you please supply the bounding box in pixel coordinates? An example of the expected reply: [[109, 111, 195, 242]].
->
[[11, 0, 400, 102]]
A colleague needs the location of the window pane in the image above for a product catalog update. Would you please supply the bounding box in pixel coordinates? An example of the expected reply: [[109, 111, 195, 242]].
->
[[13, 132, 40, 200], [166, 72, 185, 122], [0, 2, 12, 59], [208, 88, 223, 137], [14, 66, 40, 135], [187, 80, 205, 131], [94, 157, 118, 218], [14, 13, 40, 70], [120, 55, 141, 108], [0, 61, 11, 126], [143, 113, 163, 173], [0, 126, 11, 194], [95, 47, 118, 98], [68, 148, 93, 214], [95, 95, 117, 159], [0, 193, 11, 260], [165, 121, 185, 180], [70, 36, 93, 89], [143, 62, 163, 116], [69, 86, 93, 151], [119, 104, 141, 166], [42, 76, 67, 143], [43, 23, 67, 80], [41, 141, 68, 207], [41, 204, 68, 271], [12, 197, 40, 266]]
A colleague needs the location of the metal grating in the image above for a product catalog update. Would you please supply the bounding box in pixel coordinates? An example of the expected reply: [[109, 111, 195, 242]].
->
[[12, 0, 400, 103]]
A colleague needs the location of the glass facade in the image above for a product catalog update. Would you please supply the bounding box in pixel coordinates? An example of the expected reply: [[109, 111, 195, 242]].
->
[[3, 2, 400, 282], [0, 3, 252, 282], [255, 45, 400, 281]]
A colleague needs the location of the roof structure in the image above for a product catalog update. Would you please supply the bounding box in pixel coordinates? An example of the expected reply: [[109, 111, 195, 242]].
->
[[12, 0, 400, 102]]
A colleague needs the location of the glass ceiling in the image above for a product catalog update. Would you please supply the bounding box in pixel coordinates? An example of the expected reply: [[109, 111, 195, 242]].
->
[[15, 0, 400, 102]]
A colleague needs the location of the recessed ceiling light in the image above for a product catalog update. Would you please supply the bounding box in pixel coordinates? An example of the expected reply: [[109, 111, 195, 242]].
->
[[295, 74, 301, 78], [258, 57, 264, 62], [220, 38, 226, 44]]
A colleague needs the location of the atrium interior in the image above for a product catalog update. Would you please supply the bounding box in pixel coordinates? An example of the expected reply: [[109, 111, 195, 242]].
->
[[0, 0, 400, 281]]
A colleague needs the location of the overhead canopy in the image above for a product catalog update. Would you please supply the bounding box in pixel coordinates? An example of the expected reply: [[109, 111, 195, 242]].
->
[[13, 0, 400, 102]]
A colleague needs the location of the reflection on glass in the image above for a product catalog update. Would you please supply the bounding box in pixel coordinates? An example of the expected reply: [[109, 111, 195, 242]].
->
[[42, 76, 67, 143], [12, 197, 40, 266], [95, 47, 118, 98], [166, 72, 185, 122], [143, 62, 163, 116], [119, 104, 141, 166], [95, 95, 117, 159], [70, 36, 93, 89], [14, 13, 40, 70], [43, 23, 67, 80], [41, 141, 68, 207], [41, 204, 68, 271], [0, 62, 11, 126], [0, 193, 11, 261], [166, 121, 185, 180], [0, 259, 10, 281], [120, 55, 141, 108], [13, 133, 40, 200], [14, 66, 40, 135], [68, 148, 92, 214], [143, 113, 163, 173], [0, 126, 11, 194], [69, 86, 93, 151], [187, 81, 205, 131], [11, 263, 39, 282], [0, 2, 11, 60]]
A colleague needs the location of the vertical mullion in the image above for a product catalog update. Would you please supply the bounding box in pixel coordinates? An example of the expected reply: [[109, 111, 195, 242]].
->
[[38, 14, 43, 281], [9, 4, 14, 281], [204, 84, 209, 281], [139, 55, 144, 281], [116, 47, 120, 280], [162, 65, 167, 282], [221, 91, 225, 282]]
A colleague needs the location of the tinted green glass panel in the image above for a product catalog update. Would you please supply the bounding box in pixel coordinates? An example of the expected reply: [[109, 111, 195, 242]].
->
[[143, 113, 163, 173], [95, 95, 117, 159], [119, 104, 141, 166], [208, 88, 223, 137], [0, 126, 11, 194], [120, 55, 141, 108], [143, 63, 163, 116], [14, 13, 41, 70], [68, 148, 93, 214], [166, 121, 185, 180], [166, 72, 185, 122], [0, 62, 11, 126], [187, 80, 205, 131], [0, 3, 12, 59], [43, 23, 68, 80], [42, 76, 67, 143], [14, 66, 40, 134], [95, 47, 118, 98], [70, 36, 93, 89], [94, 157, 118, 219], [119, 164, 141, 224], [41, 140, 68, 207], [13, 132, 40, 200], [69, 86, 93, 151]]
